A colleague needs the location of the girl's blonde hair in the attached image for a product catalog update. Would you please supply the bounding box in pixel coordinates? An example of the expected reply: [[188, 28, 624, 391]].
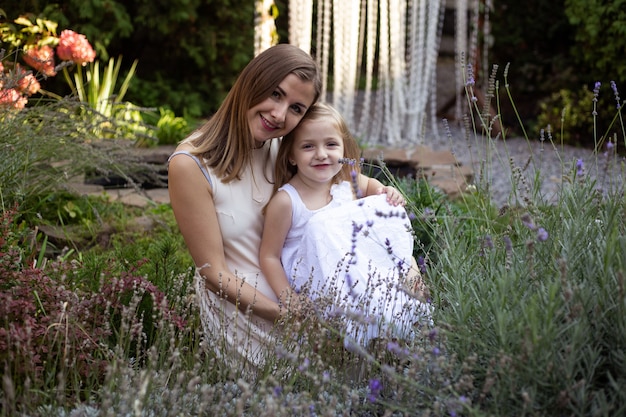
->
[[274, 102, 362, 194], [184, 44, 322, 183]]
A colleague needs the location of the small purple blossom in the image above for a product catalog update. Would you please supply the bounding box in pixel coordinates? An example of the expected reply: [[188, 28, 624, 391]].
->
[[521, 213, 536, 230], [367, 378, 383, 402], [417, 256, 427, 274], [536, 227, 549, 242], [298, 357, 310, 372], [465, 64, 475, 86], [607, 141, 614, 151], [611, 81, 621, 109], [273, 386, 283, 397], [483, 234, 494, 249], [503, 235, 512, 252], [428, 327, 438, 342], [576, 158, 584, 177], [593, 81, 601, 101]]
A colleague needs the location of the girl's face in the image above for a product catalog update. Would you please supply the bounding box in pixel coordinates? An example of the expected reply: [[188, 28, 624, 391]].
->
[[289, 118, 345, 185], [247, 73, 317, 145]]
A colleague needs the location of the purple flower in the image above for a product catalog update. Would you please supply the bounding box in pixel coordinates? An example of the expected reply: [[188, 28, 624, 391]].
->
[[428, 327, 438, 342], [607, 141, 614, 151], [417, 256, 427, 274], [593, 81, 601, 100], [611, 81, 621, 109], [483, 234, 494, 249], [503, 235, 512, 253], [536, 227, 549, 242], [521, 213, 536, 230], [298, 357, 310, 372], [367, 378, 383, 402], [322, 371, 330, 382], [576, 159, 584, 177], [465, 64, 475, 86]]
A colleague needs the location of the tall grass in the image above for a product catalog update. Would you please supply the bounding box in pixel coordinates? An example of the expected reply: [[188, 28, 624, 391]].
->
[[1, 67, 625, 416]]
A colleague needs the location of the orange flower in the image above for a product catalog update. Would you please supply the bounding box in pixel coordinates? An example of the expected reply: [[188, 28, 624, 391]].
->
[[56, 30, 96, 66], [23, 45, 57, 77], [0, 88, 28, 110]]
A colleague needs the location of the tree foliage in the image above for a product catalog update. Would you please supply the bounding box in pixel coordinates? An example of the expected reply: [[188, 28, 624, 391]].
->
[[1, 0, 256, 118]]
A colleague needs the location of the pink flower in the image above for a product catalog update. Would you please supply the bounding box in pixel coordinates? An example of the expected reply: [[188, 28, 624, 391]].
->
[[56, 30, 96, 66], [22, 45, 57, 77], [17, 72, 41, 96], [0, 88, 28, 110]]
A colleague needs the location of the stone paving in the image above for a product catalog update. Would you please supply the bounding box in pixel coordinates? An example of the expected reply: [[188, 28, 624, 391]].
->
[[66, 144, 472, 208]]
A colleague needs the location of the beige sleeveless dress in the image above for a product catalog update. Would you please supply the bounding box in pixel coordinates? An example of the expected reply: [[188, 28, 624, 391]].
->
[[171, 139, 279, 370]]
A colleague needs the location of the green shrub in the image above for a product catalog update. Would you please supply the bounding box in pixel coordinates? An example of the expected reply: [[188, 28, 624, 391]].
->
[[536, 85, 596, 147]]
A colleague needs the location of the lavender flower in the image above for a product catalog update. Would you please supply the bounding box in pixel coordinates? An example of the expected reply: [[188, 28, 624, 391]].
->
[[593, 81, 601, 101], [576, 158, 584, 177], [417, 256, 426, 274], [367, 378, 382, 403], [465, 64, 475, 86], [428, 327, 438, 342], [521, 213, 536, 230], [536, 227, 549, 242], [298, 357, 310, 372], [503, 235, 512, 253], [592, 81, 601, 116], [611, 81, 621, 109]]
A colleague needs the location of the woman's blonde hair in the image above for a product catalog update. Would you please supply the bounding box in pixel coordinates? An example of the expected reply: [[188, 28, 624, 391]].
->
[[273, 102, 362, 194], [185, 44, 322, 183]]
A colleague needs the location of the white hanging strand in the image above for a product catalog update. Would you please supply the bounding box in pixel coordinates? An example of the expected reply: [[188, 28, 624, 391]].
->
[[287, 0, 445, 147], [454, 0, 468, 122], [482, 0, 492, 92], [354, 0, 379, 142], [316, 0, 332, 102], [288, 0, 313, 53], [254, 0, 278, 54]]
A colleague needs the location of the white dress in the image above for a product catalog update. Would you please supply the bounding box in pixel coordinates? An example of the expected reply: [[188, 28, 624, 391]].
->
[[169, 139, 279, 370], [280, 181, 432, 346]]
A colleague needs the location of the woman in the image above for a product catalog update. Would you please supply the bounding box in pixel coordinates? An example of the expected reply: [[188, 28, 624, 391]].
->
[[168, 44, 398, 368]]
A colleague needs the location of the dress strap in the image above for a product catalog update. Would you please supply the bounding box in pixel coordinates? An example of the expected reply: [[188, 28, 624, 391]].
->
[[168, 151, 213, 187]]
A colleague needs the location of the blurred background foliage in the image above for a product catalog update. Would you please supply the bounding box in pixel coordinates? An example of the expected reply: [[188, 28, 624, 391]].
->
[[1, 0, 624, 148]]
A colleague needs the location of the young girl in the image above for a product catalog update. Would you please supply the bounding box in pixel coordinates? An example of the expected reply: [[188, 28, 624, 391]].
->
[[260, 102, 432, 346]]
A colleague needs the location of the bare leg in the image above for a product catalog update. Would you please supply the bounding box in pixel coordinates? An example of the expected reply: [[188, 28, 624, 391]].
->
[[404, 256, 430, 302]]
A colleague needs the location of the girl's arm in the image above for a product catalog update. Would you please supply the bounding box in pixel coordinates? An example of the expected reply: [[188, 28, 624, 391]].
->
[[358, 174, 406, 206], [259, 191, 298, 309], [168, 151, 282, 322]]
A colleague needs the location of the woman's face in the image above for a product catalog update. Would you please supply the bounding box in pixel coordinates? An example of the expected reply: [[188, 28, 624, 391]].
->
[[247, 73, 317, 145]]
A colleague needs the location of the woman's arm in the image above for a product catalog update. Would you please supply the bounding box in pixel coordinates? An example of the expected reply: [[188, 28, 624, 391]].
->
[[358, 174, 406, 206], [168, 151, 282, 322], [259, 191, 297, 308]]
